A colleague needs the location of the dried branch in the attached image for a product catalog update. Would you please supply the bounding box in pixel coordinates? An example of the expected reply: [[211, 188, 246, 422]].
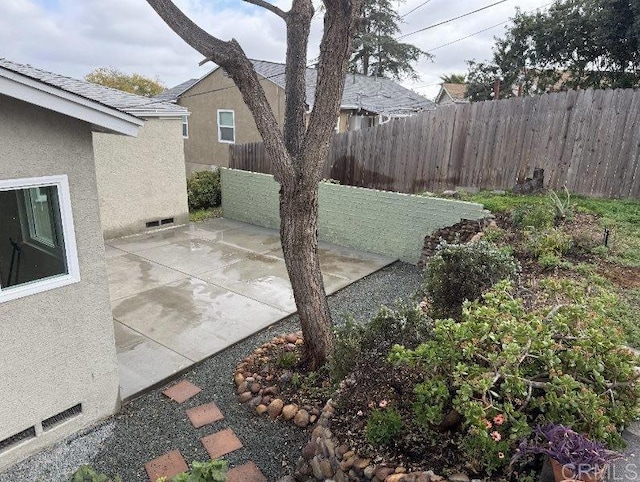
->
[[242, 0, 288, 19]]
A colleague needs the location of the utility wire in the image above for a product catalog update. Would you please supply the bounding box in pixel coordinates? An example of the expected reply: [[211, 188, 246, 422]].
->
[[399, 0, 433, 19], [397, 0, 509, 39]]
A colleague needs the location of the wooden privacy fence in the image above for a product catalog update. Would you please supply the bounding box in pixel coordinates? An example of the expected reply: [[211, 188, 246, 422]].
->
[[229, 88, 640, 198]]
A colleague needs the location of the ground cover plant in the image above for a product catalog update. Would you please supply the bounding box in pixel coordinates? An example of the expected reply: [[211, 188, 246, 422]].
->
[[237, 190, 640, 480]]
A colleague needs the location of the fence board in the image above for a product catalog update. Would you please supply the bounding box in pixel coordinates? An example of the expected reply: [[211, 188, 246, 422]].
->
[[229, 87, 640, 198]]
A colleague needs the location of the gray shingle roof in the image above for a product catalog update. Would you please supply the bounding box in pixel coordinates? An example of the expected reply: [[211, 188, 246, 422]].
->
[[0, 58, 187, 117], [153, 78, 199, 102], [163, 59, 434, 117]]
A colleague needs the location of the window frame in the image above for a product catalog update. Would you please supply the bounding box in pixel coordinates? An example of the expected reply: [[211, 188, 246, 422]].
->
[[182, 115, 189, 139], [0, 175, 80, 303], [217, 109, 236, 144]]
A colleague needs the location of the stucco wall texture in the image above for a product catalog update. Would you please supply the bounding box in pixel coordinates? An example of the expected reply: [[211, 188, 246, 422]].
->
[[93, 117, 189, 239], [221, 168, 488, 264], [178, 68, 286, 172], [0, 95, 120, 470]]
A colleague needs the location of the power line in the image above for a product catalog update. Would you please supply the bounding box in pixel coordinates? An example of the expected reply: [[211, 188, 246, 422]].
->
[[399, 0, 433, 19], [397, 0, 509, 39], [425, 1, 553, 53]]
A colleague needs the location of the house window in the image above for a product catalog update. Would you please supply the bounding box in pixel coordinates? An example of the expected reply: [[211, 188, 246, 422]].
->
[[182, 115, 189, 138], [217, 109, 235, 143], [0, 175, 80, 303]]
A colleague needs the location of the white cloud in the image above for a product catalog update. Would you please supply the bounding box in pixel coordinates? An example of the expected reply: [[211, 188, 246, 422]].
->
[[1, 0, 549, 99]]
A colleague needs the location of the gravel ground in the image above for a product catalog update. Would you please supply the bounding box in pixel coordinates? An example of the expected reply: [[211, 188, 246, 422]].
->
[[0, 262, 422, 482]]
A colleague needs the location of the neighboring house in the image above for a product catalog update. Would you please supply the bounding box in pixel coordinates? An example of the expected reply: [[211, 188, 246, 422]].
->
[[1, 59, 190, 240], [0, 60, 146, 470], [435, 83, 469, 106], [155, 60, 435, 172]]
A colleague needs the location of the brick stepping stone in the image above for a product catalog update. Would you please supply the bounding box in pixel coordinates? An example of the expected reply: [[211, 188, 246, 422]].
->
[[227, 461, 267, 482], [145, 449, 188, 481], [162, 380, 202, 403], [201, 428, 243, 459], [186, 402, 224, 428]]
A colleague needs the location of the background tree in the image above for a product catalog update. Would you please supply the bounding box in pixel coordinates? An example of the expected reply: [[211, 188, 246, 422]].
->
[[86, 67, 165, 97], [466, 0, 640, 101], [349, 0, 426, 80], [440, 73, 466, 84], [146, 0, 363, 369]]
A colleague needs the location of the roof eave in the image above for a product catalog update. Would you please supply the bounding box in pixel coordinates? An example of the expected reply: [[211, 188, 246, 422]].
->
[[0, 67, 143, 137]]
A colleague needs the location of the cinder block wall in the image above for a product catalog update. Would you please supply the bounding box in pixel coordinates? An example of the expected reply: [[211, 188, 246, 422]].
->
[[221, 168, 488, 264]]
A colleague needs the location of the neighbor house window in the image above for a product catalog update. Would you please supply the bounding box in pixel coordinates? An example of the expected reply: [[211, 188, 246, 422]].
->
[[217, 109, 235, 143], [0, 175, 80, 303], [182, 115, 189, 138]]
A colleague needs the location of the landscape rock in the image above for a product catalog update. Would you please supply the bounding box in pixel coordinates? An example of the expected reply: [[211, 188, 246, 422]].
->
[[268, 398, 285, 418], [294, 409, 310, 427], [282, 404, 299, 420], [448, 473, 470, 482]]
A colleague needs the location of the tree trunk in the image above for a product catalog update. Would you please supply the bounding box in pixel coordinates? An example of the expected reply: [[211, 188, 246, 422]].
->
[[279, 181, 332, 370]]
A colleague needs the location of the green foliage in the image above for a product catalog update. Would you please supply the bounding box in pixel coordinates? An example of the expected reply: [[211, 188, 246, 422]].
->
[[524, 227, 573, 258], [466, 0, 640, 100], [348, 0, 427, 80], [440, 73, 466, 84], [366, 408, 403, 445], [423, 240, 519, 319], [276, 351, 298, 369], [511, 204, 554, 230], [548, 188, 574, 220], [158, 460, 227, 482], [187, 170, 221, 211], [71, 465, 119, 482], [85, 67, 165, 97], [189, 207, 222, 223], [389, 281, 640, 475], [329, 304, 432, 382]]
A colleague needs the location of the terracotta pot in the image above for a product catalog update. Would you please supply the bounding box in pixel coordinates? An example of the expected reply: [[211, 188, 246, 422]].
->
[[550, 458, 607, 481]]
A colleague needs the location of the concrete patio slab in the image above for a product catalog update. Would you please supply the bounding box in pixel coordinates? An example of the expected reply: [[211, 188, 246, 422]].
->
[[106, 218, 395, 400]]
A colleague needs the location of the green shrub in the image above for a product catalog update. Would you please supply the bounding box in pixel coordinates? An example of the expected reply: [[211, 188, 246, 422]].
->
[[389, 281, 640, 475], [366, 408, 403, 445], [158, 460, 227, 482], [187, 170, 221, 211], [511, 204, 554, 229], [276, 351, 298, 369], [524, 228, 572, 258], [329, 304, 431, 382], [423, 240, 519, 320], [71, 465, 119, 482]]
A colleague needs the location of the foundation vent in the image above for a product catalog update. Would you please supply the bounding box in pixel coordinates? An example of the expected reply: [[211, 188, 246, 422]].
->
[[160, 217, 174, 225], [0, 426, 36, 453], [42, 404, 82, 432], [146, 220, 160, 228]]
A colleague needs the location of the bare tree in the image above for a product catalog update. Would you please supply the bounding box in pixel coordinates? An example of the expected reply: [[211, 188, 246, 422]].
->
[[146, 0, 362, 369]]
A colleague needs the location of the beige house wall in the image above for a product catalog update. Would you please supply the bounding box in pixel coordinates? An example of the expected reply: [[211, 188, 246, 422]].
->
[[0, 95, 119, 470], [93, 117, 189, 239], [178, 68, 286, 172]]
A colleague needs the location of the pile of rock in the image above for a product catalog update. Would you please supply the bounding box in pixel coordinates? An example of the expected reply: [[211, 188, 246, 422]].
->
[[418, 216, 496, 268], [234, 332, 322, 429]]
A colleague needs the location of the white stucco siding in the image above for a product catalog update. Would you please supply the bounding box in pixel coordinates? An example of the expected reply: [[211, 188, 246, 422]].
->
[[93, 117, 189, 239], [0, 94, 119, 470]]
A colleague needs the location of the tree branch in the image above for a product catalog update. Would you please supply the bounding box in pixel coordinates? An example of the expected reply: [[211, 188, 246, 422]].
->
[[242, 0, 289, 20]]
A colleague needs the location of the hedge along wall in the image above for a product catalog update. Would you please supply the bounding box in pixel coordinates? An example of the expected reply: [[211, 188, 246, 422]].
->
[[221, 168, 489, 264]]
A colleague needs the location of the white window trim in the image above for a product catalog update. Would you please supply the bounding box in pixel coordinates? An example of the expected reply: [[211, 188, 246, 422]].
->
[[217, 109, 235, 144], [182, 115, 189, 139], [0, 175, 80, 303]]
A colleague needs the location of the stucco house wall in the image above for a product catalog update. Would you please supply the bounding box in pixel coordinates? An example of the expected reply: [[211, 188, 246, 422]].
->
[[93, 117, 189, 239], [0, 95, 120, 470], [178, 68, 286, 172]]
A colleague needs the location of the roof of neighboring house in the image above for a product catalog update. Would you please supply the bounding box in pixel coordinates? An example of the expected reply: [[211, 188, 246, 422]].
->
[[159, 59, 434, 117], [153, 78, 199, 102], [0, 58, 188, 118], [435, 83, 468, 104]]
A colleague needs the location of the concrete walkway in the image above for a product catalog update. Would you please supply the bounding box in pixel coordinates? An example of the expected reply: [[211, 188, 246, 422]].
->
[[105, 218, 394, 400]]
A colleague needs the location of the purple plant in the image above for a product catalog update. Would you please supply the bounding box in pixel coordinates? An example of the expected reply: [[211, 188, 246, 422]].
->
[[512, 424, 624, 472]]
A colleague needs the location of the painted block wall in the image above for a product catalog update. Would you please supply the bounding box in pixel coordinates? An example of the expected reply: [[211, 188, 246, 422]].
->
[[221, 168, 488, 264]]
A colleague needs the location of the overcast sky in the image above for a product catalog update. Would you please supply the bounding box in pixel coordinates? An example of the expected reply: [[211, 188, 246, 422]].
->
[[2, 0, 550, 100]]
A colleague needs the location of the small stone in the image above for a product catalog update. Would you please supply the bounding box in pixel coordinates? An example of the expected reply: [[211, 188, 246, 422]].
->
[[320, 459, 334, 479], [353, 457, 371, 471], [268, 399, 284, 418], [310, 415, 317, 424], [395, 466, 407, 473], [284, 343, 297, 352], [248, 396, 262, 408], [294, 409, 310, 427], [261, 395, 272, 405], [385, 475, 408, 482], [376, 466, 395, 480], [263, 386, 279, 396], [238, 391, 253, 403], [236, 381, 248, 394], [245, 376, 255, 383], [250, 383, 261, 394], [302, 440, 317, 460], [425, 471, 444, 482], [448, 473, 470, 482], [256, 404, 268, 415], [282, 404, 298, 420], [295, 338, 304, 345], [342, 450, 355, 461], [340, 455, 357, 472], [234, 372, 245, 386], [336, 445, 349, 458], [364, 465, 376, 479], [285, 333, 298, 343]]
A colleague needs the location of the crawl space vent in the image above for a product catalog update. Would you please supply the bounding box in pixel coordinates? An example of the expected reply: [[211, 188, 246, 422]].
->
[[42, 404, 82, 432], [0, 426, 36, 453]]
